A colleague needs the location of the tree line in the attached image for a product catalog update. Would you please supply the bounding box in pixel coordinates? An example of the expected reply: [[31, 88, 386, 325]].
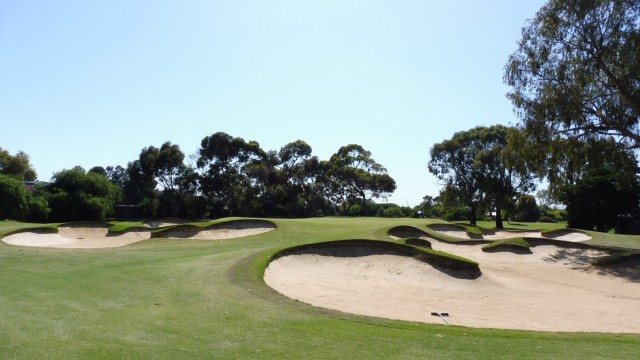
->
[[3, 0, 639, 233], [429, 0, 640, 232], [0, 133, 397, 222]]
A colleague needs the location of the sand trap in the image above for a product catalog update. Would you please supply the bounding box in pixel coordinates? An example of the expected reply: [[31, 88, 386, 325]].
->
[[161, 220, 275, 240], [2, 225, 151, 249], [265, 241, 640, 333], [387, 226, 433, 240], [145, 219, 187, 228], [428, 224, 592, 242]]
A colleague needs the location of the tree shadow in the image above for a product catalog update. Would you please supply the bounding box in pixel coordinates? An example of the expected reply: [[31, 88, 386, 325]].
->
[[539, 247, 640, 283]]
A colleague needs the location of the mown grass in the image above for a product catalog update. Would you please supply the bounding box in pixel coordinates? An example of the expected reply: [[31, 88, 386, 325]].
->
[[0, 217, 639, 359]]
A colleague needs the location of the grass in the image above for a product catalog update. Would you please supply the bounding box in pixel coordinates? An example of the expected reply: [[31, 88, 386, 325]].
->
[[482, 238, 531, 252], [0, 217, 639, 359]]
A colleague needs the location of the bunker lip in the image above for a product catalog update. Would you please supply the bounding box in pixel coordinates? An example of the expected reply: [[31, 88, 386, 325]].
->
[[2, 220, 276, 248], [155, 219, 276, 240], [264, 239, 640, 333], [2, 224, 151, 249], [427, 224, 592, 242]]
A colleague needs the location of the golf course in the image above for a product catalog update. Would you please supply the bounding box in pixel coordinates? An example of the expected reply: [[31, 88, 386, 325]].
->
[[1, 217, 639, 359]]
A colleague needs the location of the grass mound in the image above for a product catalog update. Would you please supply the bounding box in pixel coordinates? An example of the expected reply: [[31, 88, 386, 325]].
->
[[270, 239, 480, 279], [404, 238, 432, 248], [482, 238, 531, 253], [387, 225, 432, 239], [153, 219, 276, 239]]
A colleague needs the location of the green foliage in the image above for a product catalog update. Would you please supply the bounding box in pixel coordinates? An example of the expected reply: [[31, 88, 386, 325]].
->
[[538, 216, 557, 223], [512, 194, 541, 222], [42, 168, 122, 221], [443, 207, 468, 221], [320, 144, 396, 215], [482, 239, 531, 252], [0, 147, 37, 181], [540, 208, 567, 222], [429, 125, 535, 227], [559, 167, 640, 232], [196, 132, 267, 217], [0, 174, 49, 221], [505, 0, 640, 148], [0, 174, 30, 220]]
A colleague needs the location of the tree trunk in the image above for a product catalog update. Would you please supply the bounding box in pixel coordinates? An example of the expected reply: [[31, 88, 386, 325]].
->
[[495, 201, 504, 229], [469, 203, 477, 226]]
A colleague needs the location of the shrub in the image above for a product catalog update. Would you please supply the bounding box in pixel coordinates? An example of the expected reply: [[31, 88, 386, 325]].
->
[[443, 207, 468, 221], [538, 216, 557, 223]]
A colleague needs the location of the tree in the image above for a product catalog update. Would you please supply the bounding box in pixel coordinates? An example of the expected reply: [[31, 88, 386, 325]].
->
[[429, 129, 484, 225], [43, 168, 122, 221], [559, 167, 640, 231], [0, 174, 31, 220], [195, 132, 266, 217], [505, 0, 640, 148], [320, 144, 396, 215], [0, 148, 37, 181], [513, 194, 541, 222], [429, 125, 534, 228], [474, 126, 536, 228]]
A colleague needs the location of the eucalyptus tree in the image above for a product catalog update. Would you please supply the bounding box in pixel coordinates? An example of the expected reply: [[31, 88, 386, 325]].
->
[[195, 132, 266, 217], [505, 0, 640, 148], [0, 147, 37, 181], [276, 140, 319, 216], [429, 130, 483, 225], [429, 125, 534, 228], [320, 144, 396, 215]]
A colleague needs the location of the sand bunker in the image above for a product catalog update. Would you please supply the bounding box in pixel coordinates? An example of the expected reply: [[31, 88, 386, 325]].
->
[[265, 241, 640, 333], [2, 225, 151, 249], [160, 220, 275, 240], [388, 226, 433, 240], [428, 224, 591, 242], [144, 219, 187, 228]]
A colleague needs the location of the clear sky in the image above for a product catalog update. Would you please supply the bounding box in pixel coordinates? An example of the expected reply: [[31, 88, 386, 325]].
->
[[1, 0, 546, 207]]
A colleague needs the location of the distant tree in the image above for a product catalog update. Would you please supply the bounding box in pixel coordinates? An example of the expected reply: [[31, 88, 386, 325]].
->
[[276, 140, 319, 216], [513, 194, 541, 222], [105, 165, 127, 189], [88, 166, 107, 177], [474, 126, 536, 228], [43, 168, 122, 221], [0, 148, 37, 181], [505, 0, 640, 148], [0, 174, 31, 220], [559, 167, 640, 231], [320, 144, 396, 215], [120, 142, 187, 217], [429, 125, 534, 228], [195, 132, 266, 217]]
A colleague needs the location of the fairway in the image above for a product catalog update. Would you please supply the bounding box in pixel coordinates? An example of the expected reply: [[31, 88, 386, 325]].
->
[[1, 217, 639, 359]]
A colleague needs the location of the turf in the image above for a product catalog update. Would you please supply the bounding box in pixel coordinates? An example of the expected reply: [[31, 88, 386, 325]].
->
[[1, 217, 639, 359]]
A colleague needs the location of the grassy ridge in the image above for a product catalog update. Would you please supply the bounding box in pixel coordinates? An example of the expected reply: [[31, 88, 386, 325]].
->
[[0, 217, 639, 359]]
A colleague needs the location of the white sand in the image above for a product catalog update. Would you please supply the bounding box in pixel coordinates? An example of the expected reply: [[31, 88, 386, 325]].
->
[[3, 221, 276, 248], [2, 226, 151, 249], [429, 225, 592, 242], [144, 219, 187, 228], [161, 221, 275, 240], [265, 241, 640, 333]]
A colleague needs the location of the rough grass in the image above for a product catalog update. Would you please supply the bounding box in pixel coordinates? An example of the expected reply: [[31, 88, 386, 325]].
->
[[482, 238, 531, 252], [0, 217, 639, 359]]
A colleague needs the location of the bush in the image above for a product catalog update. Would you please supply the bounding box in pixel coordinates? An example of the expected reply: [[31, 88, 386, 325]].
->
[[43, 168, 122, 221], [443, 207, 468, 221], [538, 216, 557, 223], [512, 195, 541, 222]]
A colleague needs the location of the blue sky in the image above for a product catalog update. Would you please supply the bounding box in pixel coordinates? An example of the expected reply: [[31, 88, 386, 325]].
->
[[1, 0, 546, 206]]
